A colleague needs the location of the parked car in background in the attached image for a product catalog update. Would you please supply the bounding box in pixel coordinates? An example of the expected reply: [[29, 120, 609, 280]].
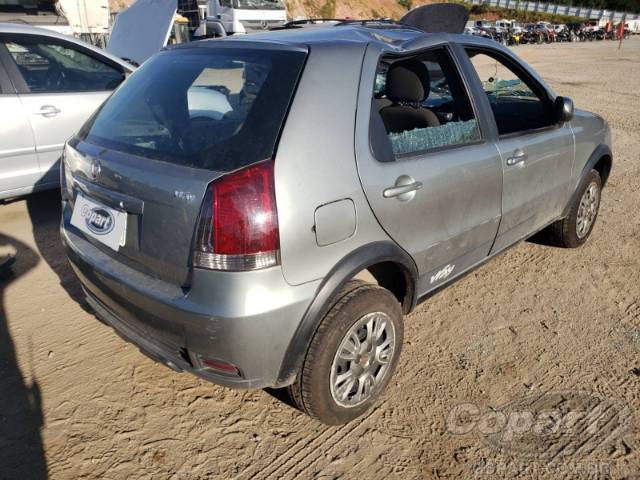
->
[[0, 24, 134, 200], [536, 21, 552, 31], [61, 19, 612, 424], [584, 19, 599, 31], [474, 19, 493, 29]]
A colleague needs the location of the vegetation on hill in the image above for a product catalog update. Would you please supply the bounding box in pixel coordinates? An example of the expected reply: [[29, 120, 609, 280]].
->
[[286, 0, 638, 21], [285, 0, 591, 22]]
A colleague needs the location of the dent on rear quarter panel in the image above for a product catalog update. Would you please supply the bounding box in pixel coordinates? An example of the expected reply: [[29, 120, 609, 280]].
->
[[274, 42, 392, 287]]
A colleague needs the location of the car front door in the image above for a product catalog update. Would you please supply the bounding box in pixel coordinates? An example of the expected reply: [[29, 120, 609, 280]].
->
[[461, 46, 574, 253], [0, 33, 126, 186], [355, 44, 503, 295], [0, 48, 39, 199]]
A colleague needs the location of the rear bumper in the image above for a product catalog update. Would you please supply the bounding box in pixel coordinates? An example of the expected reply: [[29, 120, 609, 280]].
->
[[61, 204, 320, 389]]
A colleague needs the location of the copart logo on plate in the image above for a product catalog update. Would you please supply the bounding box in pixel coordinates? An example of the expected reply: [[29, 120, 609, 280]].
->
[[81, 205, 115, 235], [446, 390, 632, 459]]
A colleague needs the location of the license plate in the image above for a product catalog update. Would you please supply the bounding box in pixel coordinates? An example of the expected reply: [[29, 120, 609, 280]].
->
[[71, 193, 127, 251]]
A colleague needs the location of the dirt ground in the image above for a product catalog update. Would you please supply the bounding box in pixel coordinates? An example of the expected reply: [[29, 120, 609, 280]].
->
[[1, 38, 639, 480]]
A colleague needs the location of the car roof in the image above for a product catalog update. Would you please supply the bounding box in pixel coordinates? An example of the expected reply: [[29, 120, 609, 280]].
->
[[175, 24, 554, 98], [175, 24, 500, 54], [0, 22, 134, 71]]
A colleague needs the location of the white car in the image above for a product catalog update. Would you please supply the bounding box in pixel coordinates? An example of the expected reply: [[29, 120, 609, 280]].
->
[[0, 24, 134, 200]]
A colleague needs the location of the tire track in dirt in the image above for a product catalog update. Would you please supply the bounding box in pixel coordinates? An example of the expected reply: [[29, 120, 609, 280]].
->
[[238, 401, 396, 480]]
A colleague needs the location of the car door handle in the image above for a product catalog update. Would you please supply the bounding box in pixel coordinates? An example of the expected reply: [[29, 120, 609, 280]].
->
[[35, 105, 61, 118], [506, 150, 527, 166], [383, 181, 423, 199]]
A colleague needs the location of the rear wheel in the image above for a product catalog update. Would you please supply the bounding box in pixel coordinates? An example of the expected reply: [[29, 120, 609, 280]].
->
[[547, 169, 602, 248], [288, 280, 404, 424]]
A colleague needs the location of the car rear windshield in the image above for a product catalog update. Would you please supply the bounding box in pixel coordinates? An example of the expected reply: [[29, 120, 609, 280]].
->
[[80, 46, 307, 171]]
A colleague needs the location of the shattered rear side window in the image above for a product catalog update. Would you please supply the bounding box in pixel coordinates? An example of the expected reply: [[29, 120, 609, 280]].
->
[[388, 120, 480, 156]]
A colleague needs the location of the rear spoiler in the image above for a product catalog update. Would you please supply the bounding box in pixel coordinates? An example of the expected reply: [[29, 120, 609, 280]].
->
[[400, 3, 469, 34], [274, 4, 469, 34]]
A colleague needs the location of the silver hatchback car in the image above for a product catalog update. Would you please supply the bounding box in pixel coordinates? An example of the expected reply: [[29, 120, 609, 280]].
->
[[0, 24, 133, 200], [61, 21, 611, 424]]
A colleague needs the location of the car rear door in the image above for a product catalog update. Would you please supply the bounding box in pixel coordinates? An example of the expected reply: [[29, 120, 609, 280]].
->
[[0, 33, 127, 187], [355, 44, 503, 295], [460, 46, 574, 253], [0, 45, 39, 198]]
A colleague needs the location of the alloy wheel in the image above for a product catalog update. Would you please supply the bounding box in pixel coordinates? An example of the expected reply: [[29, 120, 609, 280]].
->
[[330, 312, 396, 408], [576, 181, 599, 239]]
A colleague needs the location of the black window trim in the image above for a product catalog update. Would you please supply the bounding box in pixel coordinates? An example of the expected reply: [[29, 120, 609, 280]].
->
[[0, 32, 128, 95], [461, 44, 561, 139], [371, 42, 487, 162], [0, 43, 18, 94]]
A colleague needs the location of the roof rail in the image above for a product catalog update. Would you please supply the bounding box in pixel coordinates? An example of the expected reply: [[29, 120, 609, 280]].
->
[[273, 17, 422, 31], [334, 18, 423, 30], [276, 18, 343, 28]]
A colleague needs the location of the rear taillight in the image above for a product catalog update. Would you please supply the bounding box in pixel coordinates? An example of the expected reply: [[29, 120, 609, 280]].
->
[[193, 159, 279, 271]]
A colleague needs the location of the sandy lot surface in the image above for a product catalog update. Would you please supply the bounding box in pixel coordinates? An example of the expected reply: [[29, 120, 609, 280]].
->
[[1, 38, 639, 480]]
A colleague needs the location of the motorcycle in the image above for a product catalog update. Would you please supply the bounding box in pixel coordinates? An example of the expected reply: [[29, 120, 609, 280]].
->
[[556, 28, 572, 42], [508, 30, 523, 46]]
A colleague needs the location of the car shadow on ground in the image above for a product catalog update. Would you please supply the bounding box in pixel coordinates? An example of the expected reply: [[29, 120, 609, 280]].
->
[[26, 190, 91, 313], [0, 233, 47, 479]]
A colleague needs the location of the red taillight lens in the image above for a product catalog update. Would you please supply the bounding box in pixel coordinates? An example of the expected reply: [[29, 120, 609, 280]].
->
[[193, 159, 279, 271], [213, 160, 279, 255]]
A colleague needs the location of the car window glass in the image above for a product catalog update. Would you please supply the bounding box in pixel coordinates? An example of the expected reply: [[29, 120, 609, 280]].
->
[[464, 49, 553, 135], [373, 48, 481, 158], [82, 48, 306, 172], [4, 40, 124, 93]]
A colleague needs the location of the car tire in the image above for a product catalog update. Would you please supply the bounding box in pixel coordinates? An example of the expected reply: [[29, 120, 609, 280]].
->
[[288, 280, 404, 425], [548, 169, 602, 248]]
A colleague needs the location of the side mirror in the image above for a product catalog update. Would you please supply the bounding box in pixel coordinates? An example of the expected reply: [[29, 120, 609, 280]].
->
[[554, 96, 574, 123]]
